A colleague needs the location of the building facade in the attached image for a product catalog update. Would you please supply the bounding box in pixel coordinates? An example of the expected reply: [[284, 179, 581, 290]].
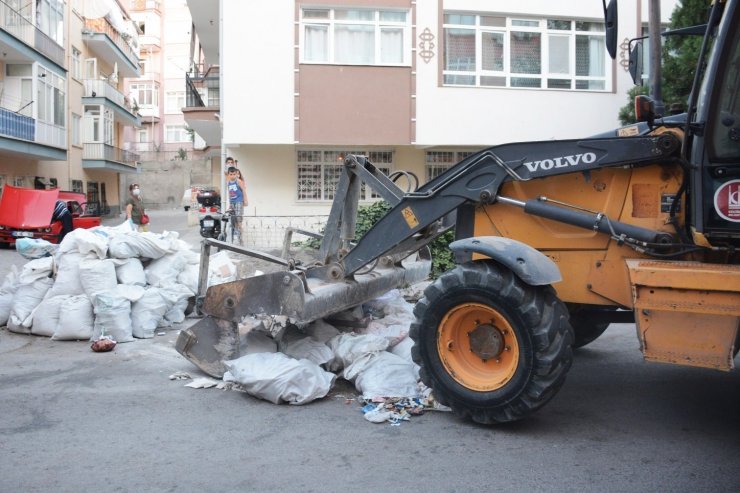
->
[[0, 0, 141, 215], [187, 0, 678, 248]]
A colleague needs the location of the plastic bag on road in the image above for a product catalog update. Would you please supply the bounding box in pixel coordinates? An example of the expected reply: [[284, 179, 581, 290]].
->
[[224, 352, 335, 405], [114, 257, 147, 286], [31, 294, 68, 337], [208, 251, 236, 286], [131, 287, 168, 338], [107, 231, 173, 260], [278, 327, 333, 367], [79, 258, 117, 303], [19, 256, 54, 284], [59, 228, 109, 259]]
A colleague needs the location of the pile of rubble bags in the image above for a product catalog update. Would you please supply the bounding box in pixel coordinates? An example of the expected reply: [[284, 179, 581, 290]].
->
[[0, 223, 216, 343], [200, 288, 449, 424]]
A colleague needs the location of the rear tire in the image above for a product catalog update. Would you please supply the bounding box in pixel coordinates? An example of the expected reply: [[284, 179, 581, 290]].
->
[[568, 306, 611, 349], [411, 261, 573, 424]]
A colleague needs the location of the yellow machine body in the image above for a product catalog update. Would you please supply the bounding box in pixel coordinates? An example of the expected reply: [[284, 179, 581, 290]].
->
[[472, 159, 740, 370]]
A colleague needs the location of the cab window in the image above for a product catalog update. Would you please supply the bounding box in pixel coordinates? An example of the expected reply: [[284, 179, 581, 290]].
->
[[708, 9, 740, 161]]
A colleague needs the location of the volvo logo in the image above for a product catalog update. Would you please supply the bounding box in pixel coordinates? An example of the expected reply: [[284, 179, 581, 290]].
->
[[523, 152, 598, 173]]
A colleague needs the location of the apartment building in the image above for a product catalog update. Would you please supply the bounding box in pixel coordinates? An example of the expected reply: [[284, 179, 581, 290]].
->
[[186, 0, 677, 248], [0, 0, 141, 214]]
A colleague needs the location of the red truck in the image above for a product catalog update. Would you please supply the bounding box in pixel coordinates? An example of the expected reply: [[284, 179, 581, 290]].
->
[[0, 185, 101, 247]]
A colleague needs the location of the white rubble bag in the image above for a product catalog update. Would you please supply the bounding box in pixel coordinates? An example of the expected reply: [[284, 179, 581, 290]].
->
[[327, 333, 390, 372], [79, 258, 118, 302], [19, 256, 54, 283], [59, 228, 109, 259], [239, 330, 278, 355], [15, 238, 57, 259], [130, 287, 168, 338], [208, 250, 237, 285], [7, 277, 53, 334], [114, 257, 147, 286], [48, 252, 87, 297], [159, 283, 193, 325], [30, 294, 68, 337], [53, 295, 95, 341], [177, 262, 200, 295], [145, 252, 186, 287], [0, 265, 20, 326], [107, 231, 173, 259], [224, 352, 336, 405], [92, 291, 134, 343], [278, 327, 333, 367], [343, 351, 420, 400]]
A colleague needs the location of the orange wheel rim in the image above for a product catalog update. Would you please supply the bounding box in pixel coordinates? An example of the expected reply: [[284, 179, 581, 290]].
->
[[437, 303, 519, 391]]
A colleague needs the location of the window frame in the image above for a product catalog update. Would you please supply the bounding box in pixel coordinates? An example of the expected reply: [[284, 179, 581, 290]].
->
[[296, 149, 393, 202], [443, 13, 610, 91], [300, 8, 411, 66], [165, 124, 189, 143]]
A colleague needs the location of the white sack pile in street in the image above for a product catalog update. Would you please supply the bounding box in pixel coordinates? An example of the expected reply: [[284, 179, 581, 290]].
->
[[216, 288, 449, 423], [0, 223, 234, 343]]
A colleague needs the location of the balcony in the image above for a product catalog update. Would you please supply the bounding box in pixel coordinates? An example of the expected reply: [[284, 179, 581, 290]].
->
[[182, 65, 220, 147], [83, 79, 140, 126], [82, 143, 140, 173], [0, 101, 66, 160], [0, 0, 64, 67], [82, 18, 140, 78]]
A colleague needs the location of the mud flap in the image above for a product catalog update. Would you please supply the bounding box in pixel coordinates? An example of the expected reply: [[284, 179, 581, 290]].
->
[[175, 316, 239, 377]]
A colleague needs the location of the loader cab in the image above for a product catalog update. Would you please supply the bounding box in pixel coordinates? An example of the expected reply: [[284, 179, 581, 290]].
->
[[622, 0, 740, 246], [687, 0, 740, 244]]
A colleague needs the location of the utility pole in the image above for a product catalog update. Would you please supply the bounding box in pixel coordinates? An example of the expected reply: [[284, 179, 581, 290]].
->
[[648, 0, 665, 116]]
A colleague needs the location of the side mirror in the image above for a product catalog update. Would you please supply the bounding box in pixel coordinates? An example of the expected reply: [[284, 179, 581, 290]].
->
[[604, 0, 618, 59], [628, 41, 644, 85]]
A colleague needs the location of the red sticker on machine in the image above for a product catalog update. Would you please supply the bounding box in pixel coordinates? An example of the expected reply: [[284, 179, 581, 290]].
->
[[714, 179, 740, 222]]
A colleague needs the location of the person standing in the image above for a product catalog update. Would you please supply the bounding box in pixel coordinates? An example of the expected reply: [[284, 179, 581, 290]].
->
[[51, 199, 73, 242], [125, 183, 148, 232], [226, 166, 248, 244]]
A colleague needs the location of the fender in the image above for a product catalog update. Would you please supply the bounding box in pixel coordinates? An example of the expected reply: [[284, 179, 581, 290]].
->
[[449, 236, 562, 286]]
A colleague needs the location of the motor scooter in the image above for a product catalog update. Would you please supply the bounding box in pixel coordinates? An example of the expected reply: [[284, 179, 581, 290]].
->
[[196, 189, 222, 239]]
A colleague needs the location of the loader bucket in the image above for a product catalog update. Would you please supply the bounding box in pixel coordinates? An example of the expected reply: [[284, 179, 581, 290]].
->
[[175, 316, 239, 377], [175, 249, 431, 377]]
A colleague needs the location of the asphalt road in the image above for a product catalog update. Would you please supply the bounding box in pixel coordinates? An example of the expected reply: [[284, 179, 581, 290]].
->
[[1, 210, 739, 492]]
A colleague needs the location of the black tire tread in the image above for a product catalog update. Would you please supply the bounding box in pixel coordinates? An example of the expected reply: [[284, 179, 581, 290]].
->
[[411, 261, 573, 424]]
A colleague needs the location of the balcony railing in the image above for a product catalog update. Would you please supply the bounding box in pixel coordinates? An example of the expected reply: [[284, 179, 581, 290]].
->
[[185, 74, 205, 107], [83, 17, 139, 68], [0, 0, 65, 66], [83, 79, 136, 114], [83, 143, 140, 167], [0, 105, 34, 141]]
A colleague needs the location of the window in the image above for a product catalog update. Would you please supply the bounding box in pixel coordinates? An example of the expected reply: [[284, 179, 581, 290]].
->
[[71, 113, 81, 146], [443, 14, 608, 91], [71, 47, 81, 80], [301, 8, 410, 65], [37, 67, 65, 127], [83, 105, 113, 144], [165, 91, 185, 113], [71, 179, 83, 193], [137, 129, 148, 143], [296, 150, 392, 201], [165, 125, 189, 142], [130, 83, 159, 107], [425, 150, 477, 181], [87, 181, 99, 214], [36, 0, 64, 45]]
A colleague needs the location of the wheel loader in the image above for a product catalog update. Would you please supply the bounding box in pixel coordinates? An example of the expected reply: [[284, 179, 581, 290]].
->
[[176, 0, 740, 424]]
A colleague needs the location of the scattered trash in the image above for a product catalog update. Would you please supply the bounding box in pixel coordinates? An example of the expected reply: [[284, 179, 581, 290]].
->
[[169, 371, 192, 380], [185, 377, 219, 389]]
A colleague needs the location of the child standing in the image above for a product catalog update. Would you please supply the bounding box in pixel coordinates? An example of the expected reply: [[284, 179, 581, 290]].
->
[[226, 166, 248, 244]]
